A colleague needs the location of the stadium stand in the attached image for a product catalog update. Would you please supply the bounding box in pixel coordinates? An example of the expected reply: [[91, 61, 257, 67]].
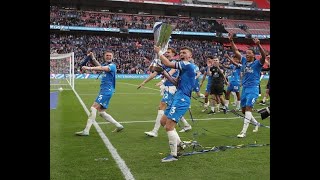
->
[[50, 7, 268, 35], [254, 0, 270, 9], [216, 19, 270, 35], [50, 0, 269, 74]]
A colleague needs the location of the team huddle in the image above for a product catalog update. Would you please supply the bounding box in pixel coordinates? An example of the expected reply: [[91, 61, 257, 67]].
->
[[75, 33, 269, 162]]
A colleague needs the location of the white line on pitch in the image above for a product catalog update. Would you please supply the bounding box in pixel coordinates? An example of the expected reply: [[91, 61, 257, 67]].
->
[[73, 88, 135, 180]]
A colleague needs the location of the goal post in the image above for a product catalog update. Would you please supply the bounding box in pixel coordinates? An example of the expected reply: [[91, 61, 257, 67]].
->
[[50, 52, 75, 90]]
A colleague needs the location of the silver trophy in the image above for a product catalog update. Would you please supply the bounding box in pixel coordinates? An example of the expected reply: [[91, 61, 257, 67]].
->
[[150, 22, 173, 71]]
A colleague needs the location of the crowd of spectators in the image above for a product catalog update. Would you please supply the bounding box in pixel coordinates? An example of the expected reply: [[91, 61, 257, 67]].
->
[[50, 33, 265, 74], [50, 58, 71, 74]]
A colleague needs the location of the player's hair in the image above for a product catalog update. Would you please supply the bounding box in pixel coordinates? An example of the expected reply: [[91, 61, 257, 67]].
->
[[207, 55, 214, 59], [247, 48, 255, 54], [167, 47, 177, 55], [212, 56, 220, 60], [180, 46, 193, 54], [105, 50, 114, 55]]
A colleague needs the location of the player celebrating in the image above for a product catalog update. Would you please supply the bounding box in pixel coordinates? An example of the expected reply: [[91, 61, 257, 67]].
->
[[154, 46, 197, 162], [139, 48, 192, 137], [75, 51, 124, 136], [228, 34, 266, 138]]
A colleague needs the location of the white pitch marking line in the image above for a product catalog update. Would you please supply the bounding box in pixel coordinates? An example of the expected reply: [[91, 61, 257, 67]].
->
[[73, 88, 135, 180]]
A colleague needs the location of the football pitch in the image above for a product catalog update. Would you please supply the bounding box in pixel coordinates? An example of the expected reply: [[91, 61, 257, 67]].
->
[[50, 79, 270, 180]]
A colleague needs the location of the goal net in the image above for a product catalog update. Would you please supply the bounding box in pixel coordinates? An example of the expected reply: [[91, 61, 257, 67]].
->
[[50, 52, 75, 90]]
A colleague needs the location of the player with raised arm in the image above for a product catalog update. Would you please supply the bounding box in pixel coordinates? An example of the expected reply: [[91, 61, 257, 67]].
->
[[229, 33, 266, 138], [75, 51, 124, 136], [139, 48, 191, 137], [154, 46, 197, 162]]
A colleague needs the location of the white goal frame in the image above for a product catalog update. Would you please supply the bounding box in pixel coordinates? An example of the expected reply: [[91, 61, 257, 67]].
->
[[50, 52, 75, 90]]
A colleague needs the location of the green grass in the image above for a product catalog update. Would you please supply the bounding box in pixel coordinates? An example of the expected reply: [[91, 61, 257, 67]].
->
[[50, 79, 270, 180]]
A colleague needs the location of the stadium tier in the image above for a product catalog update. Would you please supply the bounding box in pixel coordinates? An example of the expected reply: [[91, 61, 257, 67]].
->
[[50, 7, 269, 35]]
